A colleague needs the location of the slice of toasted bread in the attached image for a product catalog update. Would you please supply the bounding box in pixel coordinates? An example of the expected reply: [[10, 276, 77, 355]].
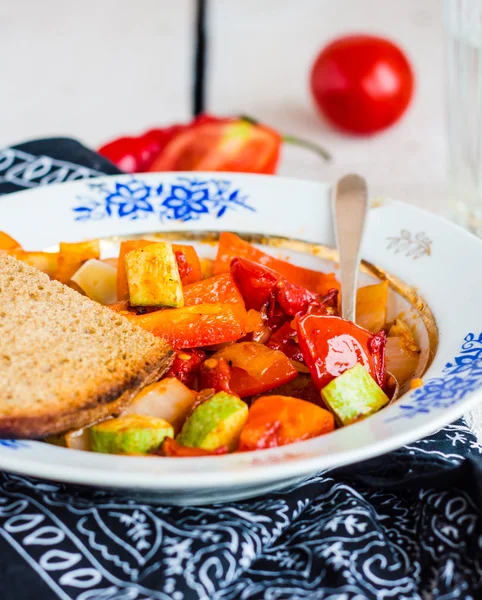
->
[[0, 253, 174, 438]]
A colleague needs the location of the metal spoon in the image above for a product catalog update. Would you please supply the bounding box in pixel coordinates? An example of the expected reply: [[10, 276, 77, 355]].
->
[[332, 174, 399, 402], [332, 173, 369, 322]]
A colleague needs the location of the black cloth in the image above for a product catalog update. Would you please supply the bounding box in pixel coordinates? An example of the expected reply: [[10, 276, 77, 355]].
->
[[0, 139, 481, 600]]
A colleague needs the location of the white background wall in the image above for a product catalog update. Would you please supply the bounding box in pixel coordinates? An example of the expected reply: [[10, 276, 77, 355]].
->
[[1, 0, 446, 211]]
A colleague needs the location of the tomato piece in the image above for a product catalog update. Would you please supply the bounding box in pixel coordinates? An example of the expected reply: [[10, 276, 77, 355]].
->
[[183, 273, 245, 306], [200, 342, 297, 398], [297, 314, 386, 390], [216, 232, 339, 295], [148, 119, 282, 174], [166, 349, 206, 388], [310, 35, 414, 135], [121, 303, 247, 349], [238, 395, 335, 451], [157, 438, 229, 457]]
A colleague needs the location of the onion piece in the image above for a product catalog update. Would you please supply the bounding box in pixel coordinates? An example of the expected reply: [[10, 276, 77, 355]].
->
[[122, 377, 196, 435], [65, 428, 91, 451], [385, 337, 420, 387], [290, 360, 310, 374], [356, 281, 389, 333], [71, 258, 117, 305]]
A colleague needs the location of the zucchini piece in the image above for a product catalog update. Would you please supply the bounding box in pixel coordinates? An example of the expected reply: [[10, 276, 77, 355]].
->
[[321, 363, 389, 426], [91, 414, 174, 454], [176, 392, 248, 451], [125, 242, 184, 307]]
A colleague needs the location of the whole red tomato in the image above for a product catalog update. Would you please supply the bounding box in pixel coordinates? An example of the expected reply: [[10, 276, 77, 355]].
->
[[310, 35, 414, 135]]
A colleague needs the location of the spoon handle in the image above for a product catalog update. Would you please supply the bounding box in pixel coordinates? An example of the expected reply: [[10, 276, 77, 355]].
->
[[332, 174, 369, 322]]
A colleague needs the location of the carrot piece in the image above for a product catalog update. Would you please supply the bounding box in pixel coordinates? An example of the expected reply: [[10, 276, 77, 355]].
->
[[172, 244, 202, 285], [183, 273, 245, 306], [107, 300, 130, 313], [214, 232, 339, 295], [238, 395, 334, 451], [200, 258, 214, 279], [117, 239, 152, 300], [0, 232, 22, 251], [56, 240, 100, 283], [11, 251, 59, 278], [121, 303, 247, 349]]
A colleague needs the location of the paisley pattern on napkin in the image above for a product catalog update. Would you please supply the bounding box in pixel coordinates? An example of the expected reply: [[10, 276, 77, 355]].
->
[[0, 420, 481, 600]]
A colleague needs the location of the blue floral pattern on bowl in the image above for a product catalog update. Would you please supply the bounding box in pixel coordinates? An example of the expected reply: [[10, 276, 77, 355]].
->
[[0, 440, 28, 450], [73, 177, 254, 223], [386, 333, 482, 421]]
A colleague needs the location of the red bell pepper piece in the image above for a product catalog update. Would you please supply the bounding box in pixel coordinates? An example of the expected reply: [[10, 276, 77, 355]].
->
[[199, 357, 233, 395], [231, 256, 339, 335], [157, 438, 229, 457], [166, 349, 206, 388], [238, 395, 335, 451], [230, 257, 279, 311], [183, 273, 245, 307], [296, 314, 386, 390], [369, 330, 387, 389], [99, 114, 330, 175], [266, 321, 304, 362], [199, 342, 297, 398], [98, 119, 207, 173], [121, 303, 247, 349], [216, 232, 339, 296], [148, 118, 282, 174]]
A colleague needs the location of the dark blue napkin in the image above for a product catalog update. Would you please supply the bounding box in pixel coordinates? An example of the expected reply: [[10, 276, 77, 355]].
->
[[0, 139, 481, 600]]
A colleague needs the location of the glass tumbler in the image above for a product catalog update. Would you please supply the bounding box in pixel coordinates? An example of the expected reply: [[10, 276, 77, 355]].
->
[[446, 0, 482, 235]]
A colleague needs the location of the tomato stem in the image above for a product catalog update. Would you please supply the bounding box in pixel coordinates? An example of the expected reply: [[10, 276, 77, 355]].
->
[[239, 114, 331, 162]]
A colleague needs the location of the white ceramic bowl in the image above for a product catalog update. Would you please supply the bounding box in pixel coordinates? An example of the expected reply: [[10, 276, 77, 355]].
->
[[0, 172, 480, 505]]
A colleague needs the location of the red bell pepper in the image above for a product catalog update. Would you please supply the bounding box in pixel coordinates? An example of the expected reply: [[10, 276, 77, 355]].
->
[[121, 303, 247, 349], [296, 314, 386, 390], [149, 118, 282, 174], [216, 233, 339, 296], [199, 342, 298, 398], [199, 357, 233, 395], [230, 257, 279, 311], [116, 239, 202, 300], [166, 349, 206, 388], [266, 321, 304, 362], [238, 395, 335, 451], [98, 114, 330, 175], [183, 272, 245, 307], [157, 438, 229, 457], [231, 256, 338, 331]]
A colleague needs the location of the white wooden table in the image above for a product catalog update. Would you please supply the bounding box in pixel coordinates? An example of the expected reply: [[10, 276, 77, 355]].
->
[[2, 0, 480, 433]]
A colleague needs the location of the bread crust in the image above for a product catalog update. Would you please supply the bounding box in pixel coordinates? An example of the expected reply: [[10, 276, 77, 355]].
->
[[0, 253, 174, 438]]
